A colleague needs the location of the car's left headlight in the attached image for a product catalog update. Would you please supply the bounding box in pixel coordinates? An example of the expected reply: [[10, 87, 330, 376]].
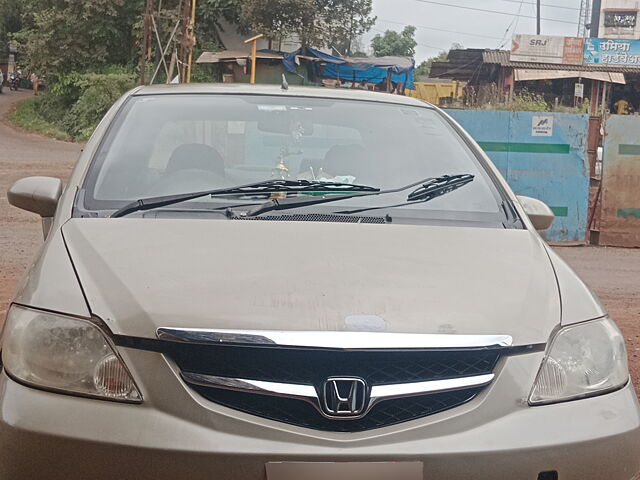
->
[[529, 316, 629, 405], [2, 305, 142, 402]]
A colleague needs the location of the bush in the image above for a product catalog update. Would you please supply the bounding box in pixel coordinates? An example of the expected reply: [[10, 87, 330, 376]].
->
[[59, 73, 136, 139], [491, 90, 550, 112], [17, 71, 136, 141], [8, 97, 71, 142]]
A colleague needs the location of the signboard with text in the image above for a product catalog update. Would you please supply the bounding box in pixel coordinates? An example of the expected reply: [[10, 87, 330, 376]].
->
[[511, 35, 565, 64], [603, 10, 637, 28], [584, 38, 640, 66], [532, 116, 554, 137], [511, 35, 584, 65]]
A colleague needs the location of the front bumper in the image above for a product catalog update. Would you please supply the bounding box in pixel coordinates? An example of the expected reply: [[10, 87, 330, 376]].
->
[[0, 353, 639, 480]]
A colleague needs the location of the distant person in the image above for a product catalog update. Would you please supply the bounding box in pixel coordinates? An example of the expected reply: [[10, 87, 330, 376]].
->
[[29, 72, 40, 96], [614, 98, 630, 115]]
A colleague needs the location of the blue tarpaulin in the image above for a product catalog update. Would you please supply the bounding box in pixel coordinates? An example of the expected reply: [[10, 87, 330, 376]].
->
[[273, 47, 415, 89]]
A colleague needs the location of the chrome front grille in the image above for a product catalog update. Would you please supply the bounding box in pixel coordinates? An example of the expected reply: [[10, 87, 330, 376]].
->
[[157, 329, 508, 432], [190, 384, 484, 432]]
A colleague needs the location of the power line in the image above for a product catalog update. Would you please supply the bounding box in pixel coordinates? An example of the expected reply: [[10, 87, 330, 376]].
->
[[378, 18, 504, 41], [498, 0, 580, 11], [371, 27, 447, 51], [497, 0, 526, 49], [410, 0, 579, 25]]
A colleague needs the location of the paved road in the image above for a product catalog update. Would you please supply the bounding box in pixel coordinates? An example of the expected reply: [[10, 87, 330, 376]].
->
[[0, 89, 639, 388], [0, 90, 81, 317]]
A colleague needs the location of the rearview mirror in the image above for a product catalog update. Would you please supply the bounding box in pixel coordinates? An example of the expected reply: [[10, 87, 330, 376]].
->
[[516, 195, 554, 231], [8, 177, 63, 238]]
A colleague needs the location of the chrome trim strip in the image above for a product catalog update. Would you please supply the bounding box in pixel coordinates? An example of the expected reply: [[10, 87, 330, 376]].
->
[[369, 373, 494, 404], [181, 372, 495, 418], [158, 328, 513, 350], [182, 372, 317, 400]]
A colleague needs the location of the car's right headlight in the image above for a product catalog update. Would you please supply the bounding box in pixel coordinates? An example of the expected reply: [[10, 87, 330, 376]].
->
[[2, 305, 141, 402], [529, 316, 629, 405]]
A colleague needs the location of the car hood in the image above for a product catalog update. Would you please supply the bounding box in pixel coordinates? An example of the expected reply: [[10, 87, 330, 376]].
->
[[62, 219, 560, 345]]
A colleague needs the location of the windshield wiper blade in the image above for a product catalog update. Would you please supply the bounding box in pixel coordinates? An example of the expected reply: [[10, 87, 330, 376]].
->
[[111, 179, 379, 218], [245, 174, 473, 217], [335, 174, 475, 215], [408, 174, 475, 201]]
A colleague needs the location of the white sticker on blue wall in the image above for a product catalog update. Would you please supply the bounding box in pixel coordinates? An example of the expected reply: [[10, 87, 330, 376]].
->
[[532, 116, 554, 137]]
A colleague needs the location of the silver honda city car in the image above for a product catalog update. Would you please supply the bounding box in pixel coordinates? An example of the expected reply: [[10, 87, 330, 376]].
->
[[4, 84, 640, 480]]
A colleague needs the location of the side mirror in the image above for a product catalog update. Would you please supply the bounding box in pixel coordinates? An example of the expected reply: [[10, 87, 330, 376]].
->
[[8, 177, 63, 238], [516, 195, 554, 231]]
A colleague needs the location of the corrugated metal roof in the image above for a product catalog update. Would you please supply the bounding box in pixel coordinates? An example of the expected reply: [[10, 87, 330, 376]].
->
[[196, 50, 283, 64], [513, 69, 626, 83], [482, 49, 640, 73]]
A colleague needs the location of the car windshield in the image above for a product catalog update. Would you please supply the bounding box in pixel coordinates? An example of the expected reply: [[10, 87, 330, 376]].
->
[[81, 93, 510, 226]]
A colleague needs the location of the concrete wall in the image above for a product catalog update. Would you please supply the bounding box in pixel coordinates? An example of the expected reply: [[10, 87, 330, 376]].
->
[[599, 114, 640, 247], [445, 109, 590, 242]]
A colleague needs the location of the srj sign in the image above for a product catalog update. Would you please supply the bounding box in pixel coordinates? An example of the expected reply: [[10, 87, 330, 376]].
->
[[584, 38, 640, 66]]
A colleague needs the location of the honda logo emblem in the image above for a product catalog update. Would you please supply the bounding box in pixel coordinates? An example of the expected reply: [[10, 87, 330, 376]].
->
[[321, 377, 368, 418]]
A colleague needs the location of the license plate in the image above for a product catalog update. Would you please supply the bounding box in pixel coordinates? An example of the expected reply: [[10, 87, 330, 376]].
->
[[266, 462, 423, 480]]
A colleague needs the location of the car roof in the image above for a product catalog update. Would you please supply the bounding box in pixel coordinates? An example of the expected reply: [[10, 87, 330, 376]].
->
[[133, 83, 432, 108]]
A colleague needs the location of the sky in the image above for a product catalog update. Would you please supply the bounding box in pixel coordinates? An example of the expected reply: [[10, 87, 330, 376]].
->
[[366, 0, 585, 63]]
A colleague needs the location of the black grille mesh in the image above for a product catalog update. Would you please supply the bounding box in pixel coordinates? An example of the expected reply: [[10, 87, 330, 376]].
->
[[161, 343, 501, 432], [164, 344, 501, 385], [192, 385, 483, 432]]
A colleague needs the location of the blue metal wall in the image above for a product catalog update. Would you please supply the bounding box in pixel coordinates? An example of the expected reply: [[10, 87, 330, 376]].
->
[[445, 109, 590, 242]]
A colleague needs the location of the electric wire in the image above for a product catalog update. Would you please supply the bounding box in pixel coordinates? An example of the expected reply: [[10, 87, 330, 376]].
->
[[497, 0, 526, 49], [377, 18, 504, 41], [497, 0, 580, 11], [409, 0, 579, 25], [371, 27, 447, 51]]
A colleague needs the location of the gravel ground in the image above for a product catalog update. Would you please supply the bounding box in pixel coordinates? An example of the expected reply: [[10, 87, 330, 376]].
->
[[1, 89, 639, 401], [555, 246, 640, 389], [0, 90, 81, 318]]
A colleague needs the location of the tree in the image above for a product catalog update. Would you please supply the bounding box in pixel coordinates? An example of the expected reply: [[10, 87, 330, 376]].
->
[[415, 43, 463, 78], [0, 0, 23, 56], [15, 0, 144, 76], [197, 0, 246, 51], [242, 0, 375, 51], [371, 26, 417, 57], [322, 0, 376, 55]]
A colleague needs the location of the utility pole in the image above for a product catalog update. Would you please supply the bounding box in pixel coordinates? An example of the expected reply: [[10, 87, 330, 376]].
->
[[590, 0, 602, 37], [179, 0, 192, 83], [139, 0, 154, 85], [186, 0, 197, 83], [536, 0, 541, 34]]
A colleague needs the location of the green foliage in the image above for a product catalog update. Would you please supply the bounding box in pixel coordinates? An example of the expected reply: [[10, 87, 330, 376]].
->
[[14, 0, 144, 77], [12, 72, 136, 141], [321, 0, 376, 55], [242, 0, 375, 51], [60, 73, 136, 139], [0, 0, 23, 54], [492, 90, 550, 112], [553, 100, 591, 114], [415, 43, 462, 78], [371, 26, 417, 57], [9, 97, 71, 142], [415, 52, 447, 78], [198, 0, 245, 50]]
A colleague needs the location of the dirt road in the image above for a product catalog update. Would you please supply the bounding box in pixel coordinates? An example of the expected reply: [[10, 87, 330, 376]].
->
[[555, 246, 640, 387], [0, 90, 81, 317], [1, 90, 639, 389]]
